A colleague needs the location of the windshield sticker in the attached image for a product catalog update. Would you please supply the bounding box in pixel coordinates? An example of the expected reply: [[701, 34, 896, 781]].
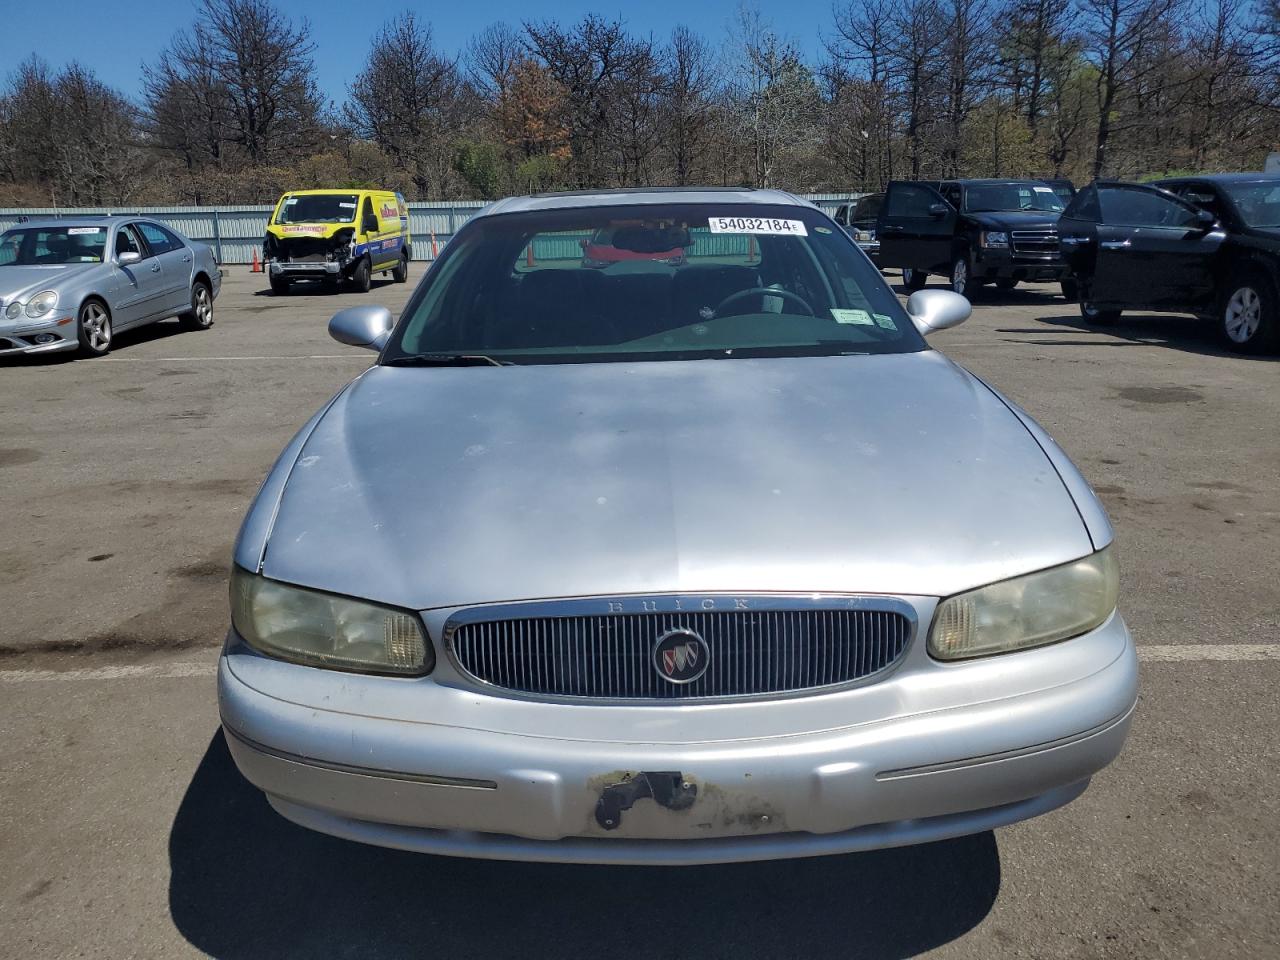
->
[[338, 202, 356, 208], [68, 227, 103, 235], [283, 197, 297, 203], [873, 313, 896, 330], [814, 225, 833, 234], [708, 216, 808, 236], [1033, 186, 1055, 194], [831, 308, 874, 325]]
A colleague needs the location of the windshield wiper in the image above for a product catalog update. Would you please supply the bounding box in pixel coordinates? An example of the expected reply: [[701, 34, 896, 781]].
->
[[382, 353, 508, 367]]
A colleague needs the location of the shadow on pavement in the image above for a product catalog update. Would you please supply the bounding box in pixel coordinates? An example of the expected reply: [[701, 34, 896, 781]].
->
[[1002, 312, 1279, 362], [169, 733, 1001, 960]]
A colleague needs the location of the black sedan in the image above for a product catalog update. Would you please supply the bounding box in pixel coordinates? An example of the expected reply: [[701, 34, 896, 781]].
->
[[1058, 175, 1280, 352]]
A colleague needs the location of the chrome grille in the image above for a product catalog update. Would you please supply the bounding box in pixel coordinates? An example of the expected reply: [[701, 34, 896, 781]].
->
[[1011, 229, 1060, 257], [448, 605, 912, 700]]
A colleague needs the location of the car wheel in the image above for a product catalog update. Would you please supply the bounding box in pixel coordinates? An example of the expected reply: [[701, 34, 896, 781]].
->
[[1061, 278, 1080, 302], [902, 268, 927, 292], [269, 275, 290, 296], [995, 278, 1017, 291], [949, 255, 971, 297], [178, 281, 213, 331], [76, 299, 112, 357], [349, 257, 372, 293], [392, 253, 409, 283], [1220, 277, 1277, 353], [1081, 302, 1121, 325]]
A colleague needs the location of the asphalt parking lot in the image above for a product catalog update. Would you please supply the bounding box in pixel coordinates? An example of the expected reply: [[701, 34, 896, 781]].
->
[[1, 270, 1277, 959]]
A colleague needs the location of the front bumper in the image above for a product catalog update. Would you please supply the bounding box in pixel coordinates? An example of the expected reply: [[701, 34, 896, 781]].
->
[[219, 611, 1137, 864], [973, 248, 1068, 282], [0, 316, 78, 356], [268, 259, 346, 278]]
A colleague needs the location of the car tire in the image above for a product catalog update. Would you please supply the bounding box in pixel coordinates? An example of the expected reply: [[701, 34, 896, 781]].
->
[[902, 268, 928, 292], [1061, 278, 1080, 302], [949, 254, 972, 298], [270, 275, 290, 296], [1219, 275, 1277, 353], [349, 257, 372, 293], [1081, 302, 1121, 325], [995, 278, 1018, 291], [76, 298, 112, 357], [392, 253, 409, 283], [178, 281, 213, 331]]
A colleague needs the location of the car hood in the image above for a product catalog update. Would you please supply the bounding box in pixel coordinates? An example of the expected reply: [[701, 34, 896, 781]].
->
[[258, 353, 1095, 610], [964, 211, 1061, 231], [0, 264, 92, 303]]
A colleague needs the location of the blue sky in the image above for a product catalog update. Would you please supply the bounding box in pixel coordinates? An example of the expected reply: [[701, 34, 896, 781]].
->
[[9, 0, 834, 105]]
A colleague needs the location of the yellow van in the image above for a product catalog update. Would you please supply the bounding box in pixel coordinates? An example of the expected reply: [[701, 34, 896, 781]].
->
[[263, 188, 411, 294]]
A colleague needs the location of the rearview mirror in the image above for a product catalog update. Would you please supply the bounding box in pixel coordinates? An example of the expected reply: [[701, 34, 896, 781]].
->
[[906, 289, 970, 335], [329, 304, 394, 351], [363, 214, 379, 233], [118, 251, 141, 266]]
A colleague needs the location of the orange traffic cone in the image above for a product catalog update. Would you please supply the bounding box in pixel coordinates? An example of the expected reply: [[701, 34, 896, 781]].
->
[[251, 248, 262, 273], [431, 232, 438, 258], [526, 244, 535, 267], [747, 235, 758, 263]]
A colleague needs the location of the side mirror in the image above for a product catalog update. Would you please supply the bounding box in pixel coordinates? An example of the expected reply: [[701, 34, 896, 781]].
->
[[1194, 208, 1216, 230], [363, 214, 379, 234], [906, 289, 970, 335], [329, 305, 394, 351], [117, 251, 141, 266], [928, 203, 950, 219]]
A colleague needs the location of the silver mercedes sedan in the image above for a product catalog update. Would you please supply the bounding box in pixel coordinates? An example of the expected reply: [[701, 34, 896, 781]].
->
[[0, 216, 220, 358], [221, 188, 1137, 865]]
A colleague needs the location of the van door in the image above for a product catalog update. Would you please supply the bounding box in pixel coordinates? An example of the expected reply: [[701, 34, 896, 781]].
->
[[877, 182, 956, 273]]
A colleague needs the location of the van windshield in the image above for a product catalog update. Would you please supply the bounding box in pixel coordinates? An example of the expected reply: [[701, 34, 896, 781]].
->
[[385, 202, 924, 366], [275, 194, 359, 225]]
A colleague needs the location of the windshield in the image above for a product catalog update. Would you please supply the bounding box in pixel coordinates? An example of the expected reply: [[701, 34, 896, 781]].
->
[[1221, 180, 1280, 228], [963, 183, 1065, 214], [0, 226, 108, 265], [274, 194, 359, 225], [385, 203, 924, 366]]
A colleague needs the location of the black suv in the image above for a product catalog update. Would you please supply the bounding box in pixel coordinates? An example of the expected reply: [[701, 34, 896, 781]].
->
[[1058, 175, 1279, 352], [876, 179, 1070, 296]]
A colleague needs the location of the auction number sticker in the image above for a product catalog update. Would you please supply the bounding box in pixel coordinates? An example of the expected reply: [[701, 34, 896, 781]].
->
[[709, 216, 808, 236]]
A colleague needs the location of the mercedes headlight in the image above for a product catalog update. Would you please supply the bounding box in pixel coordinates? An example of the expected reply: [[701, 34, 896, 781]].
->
[[230, 566, 431, 675], [5, 301, 22, 319], [24, 290, 58, 319], [928, 546, 1118, 660], [981, 231, 1009, 249]]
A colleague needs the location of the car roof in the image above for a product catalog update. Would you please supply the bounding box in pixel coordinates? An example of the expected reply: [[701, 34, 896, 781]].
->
[[5, 215, 136, 229], [280, 188, 390, 196], [1155, 173, 1280, 185], [947, 178, 1053, 186], [478, 187, 814, 218]]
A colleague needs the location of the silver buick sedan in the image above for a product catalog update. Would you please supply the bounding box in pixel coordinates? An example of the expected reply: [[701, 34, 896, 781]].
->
[[220, 188, 1137, 865], [0, 216, 219, 358]]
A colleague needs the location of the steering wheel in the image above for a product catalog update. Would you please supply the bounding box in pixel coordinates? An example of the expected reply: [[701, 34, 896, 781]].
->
[[713, 287, 815, 318]]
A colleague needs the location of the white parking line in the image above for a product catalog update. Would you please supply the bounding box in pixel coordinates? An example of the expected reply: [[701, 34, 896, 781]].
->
[[99, 355, 364, 362], [0, 644, 1275, 683]]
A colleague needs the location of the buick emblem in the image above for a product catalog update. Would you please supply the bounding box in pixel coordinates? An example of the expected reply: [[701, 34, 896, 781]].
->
[[653, 628, 710, 685]]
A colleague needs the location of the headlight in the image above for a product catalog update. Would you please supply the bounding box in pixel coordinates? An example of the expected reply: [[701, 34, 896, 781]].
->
[[981, 231, 1009, 248], [230, 566, 432, 675], [5, 301, 22, 319], [24, 290, 58, 319], [928, 546, 1118, 660]]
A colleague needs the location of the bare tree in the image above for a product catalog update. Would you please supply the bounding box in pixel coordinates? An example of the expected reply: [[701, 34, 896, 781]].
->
[[662, 26, 716, 185], [347, 13, 469, 198]]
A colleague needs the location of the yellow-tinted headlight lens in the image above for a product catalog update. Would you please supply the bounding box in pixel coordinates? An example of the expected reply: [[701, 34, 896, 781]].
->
[[929, 546, 1118, 660], [230, 566, 431, 675]]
